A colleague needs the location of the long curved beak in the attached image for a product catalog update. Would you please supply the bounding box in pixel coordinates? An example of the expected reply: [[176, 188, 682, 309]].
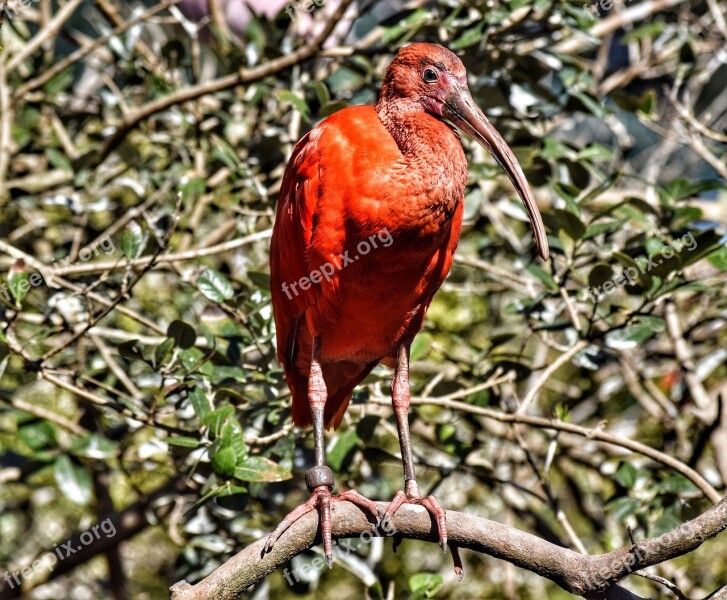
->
[[443, 86, 549, 261]]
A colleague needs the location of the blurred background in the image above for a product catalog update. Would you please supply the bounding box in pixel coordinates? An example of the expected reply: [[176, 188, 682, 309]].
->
[[0, 0, 726, 598]]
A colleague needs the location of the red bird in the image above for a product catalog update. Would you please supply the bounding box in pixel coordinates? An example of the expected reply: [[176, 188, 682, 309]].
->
[[265, 42, 549, 568]]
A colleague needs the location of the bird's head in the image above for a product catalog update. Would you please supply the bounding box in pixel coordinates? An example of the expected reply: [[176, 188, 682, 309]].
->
[[380, 42, 549, 261]]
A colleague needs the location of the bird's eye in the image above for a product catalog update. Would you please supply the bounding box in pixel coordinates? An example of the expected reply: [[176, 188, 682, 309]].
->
[[422, 68, 438, 83]]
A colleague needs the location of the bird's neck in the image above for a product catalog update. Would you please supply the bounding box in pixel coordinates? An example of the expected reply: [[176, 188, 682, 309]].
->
[[375, 99, 458, 158]]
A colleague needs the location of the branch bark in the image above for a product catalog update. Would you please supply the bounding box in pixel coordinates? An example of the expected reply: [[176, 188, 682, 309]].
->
[[170, 495, 727, 600]]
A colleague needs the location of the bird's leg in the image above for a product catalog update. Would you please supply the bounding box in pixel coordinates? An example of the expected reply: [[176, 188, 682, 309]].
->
[[383, 345, 462, 578], [263, 336, 380, 567]]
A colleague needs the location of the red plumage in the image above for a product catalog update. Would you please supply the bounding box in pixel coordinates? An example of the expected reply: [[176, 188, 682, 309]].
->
[[270, 42, 547, 430], [270, 102, 465, 429], [264, 42, 548, 569]]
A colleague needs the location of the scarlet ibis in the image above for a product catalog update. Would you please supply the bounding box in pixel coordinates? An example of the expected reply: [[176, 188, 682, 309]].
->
[[264, 42, 549, 568]]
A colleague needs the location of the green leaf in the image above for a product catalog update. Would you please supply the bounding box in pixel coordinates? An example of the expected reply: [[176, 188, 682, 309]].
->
[[327, 429, 360, 471], [541, 137, 572, 160], [660, 178, 725, 203], [381, 8, 431, 44], [167, 320, 196, 349], [45, 147, 72, 171], [612, 89, 657, 117], [311, 81, 330, 106], [633, 315, 665, 333], [622, 20, 666, 42], [53, 455, 92, 506], [409, 333, 431, 361], [154, 337, 175, 367], [69, 434, 119, 459], [198, 268, 234, 303], [121, 223, 144, 259], [588, 263, 614, 290], [580, 172, 622, 207], [277, 90, 312, 122], [247, 270, 270, 291], [613, 252, 652, 289], [608, 497, 641, 522], [234, 456, 291, 482], [203, 406, 235, 437], [644, 237, 666, 255], [655, 475, 697, 495], [180, 176, 206, 207], [570, 90, 607, 118], [189, 386, 212, 420], [708, 245, 727, 271], [552, 208, 586, 240], [577, 144, 614, 162], [650, 504, 682, 537], [211, 446, 237, 478], [18, 420, 56, 450], [615, 462, 637, 488], [409, 573, 444, 599], [550, 181, 581, 215], [450, 21, 485, 49], [167, 436, 201, 448], [118, 339, 143, 360], [8, 269, 30, 305], [605, 326, 655, 350], [220, 420, 247, 461], [526, 264, 559, 292]]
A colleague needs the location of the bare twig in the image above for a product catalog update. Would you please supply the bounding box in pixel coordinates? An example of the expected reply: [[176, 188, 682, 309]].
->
[[371, 394, 721, 502], [48, 228, 273, 276], [517, 340, 589, 414], [5, 0, 85, 72], [0, 239, 165, 334], [665, 299, 714, 421], [15, 0, 178, 97], [91, 0, 356, 165]]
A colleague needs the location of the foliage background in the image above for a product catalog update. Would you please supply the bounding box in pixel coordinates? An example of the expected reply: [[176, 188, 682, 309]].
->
[[0, 0, 726, 598]]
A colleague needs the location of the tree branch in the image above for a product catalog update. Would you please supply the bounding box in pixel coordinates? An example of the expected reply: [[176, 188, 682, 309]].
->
[[90, 0, 355, 166], [370, 394, 721, 503], [170, 496, 727, 600]]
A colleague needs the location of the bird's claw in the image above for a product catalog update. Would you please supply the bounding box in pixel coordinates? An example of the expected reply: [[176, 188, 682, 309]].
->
[[384, 489, 463, 577], [262, 486, 380, 568], [383, 489, 448, 550], [450, 542, 464, 580]]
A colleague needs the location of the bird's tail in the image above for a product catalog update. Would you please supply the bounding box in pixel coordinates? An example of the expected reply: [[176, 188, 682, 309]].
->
[[289, 361, 376, 430]]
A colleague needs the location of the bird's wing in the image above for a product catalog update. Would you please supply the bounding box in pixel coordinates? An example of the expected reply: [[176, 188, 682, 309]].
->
[[270, 124, 352, 370], [270, 129, 322, 368]]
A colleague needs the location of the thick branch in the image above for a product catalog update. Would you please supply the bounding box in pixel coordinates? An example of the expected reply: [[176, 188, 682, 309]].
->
[[170, 496, 727, 600]]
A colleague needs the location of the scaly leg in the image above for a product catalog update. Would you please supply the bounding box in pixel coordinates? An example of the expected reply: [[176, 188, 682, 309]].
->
[[263, 336, 380, 567], [383, 344, 463, 578]]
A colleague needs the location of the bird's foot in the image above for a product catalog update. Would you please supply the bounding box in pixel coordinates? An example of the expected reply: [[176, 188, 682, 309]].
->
[[262, 466, 381, 568], [384, 482, 463, 579], [384, 486, 448, 549]]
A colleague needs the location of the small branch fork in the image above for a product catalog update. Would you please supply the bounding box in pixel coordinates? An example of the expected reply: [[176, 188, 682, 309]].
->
[[170, 496, 727, 600]]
